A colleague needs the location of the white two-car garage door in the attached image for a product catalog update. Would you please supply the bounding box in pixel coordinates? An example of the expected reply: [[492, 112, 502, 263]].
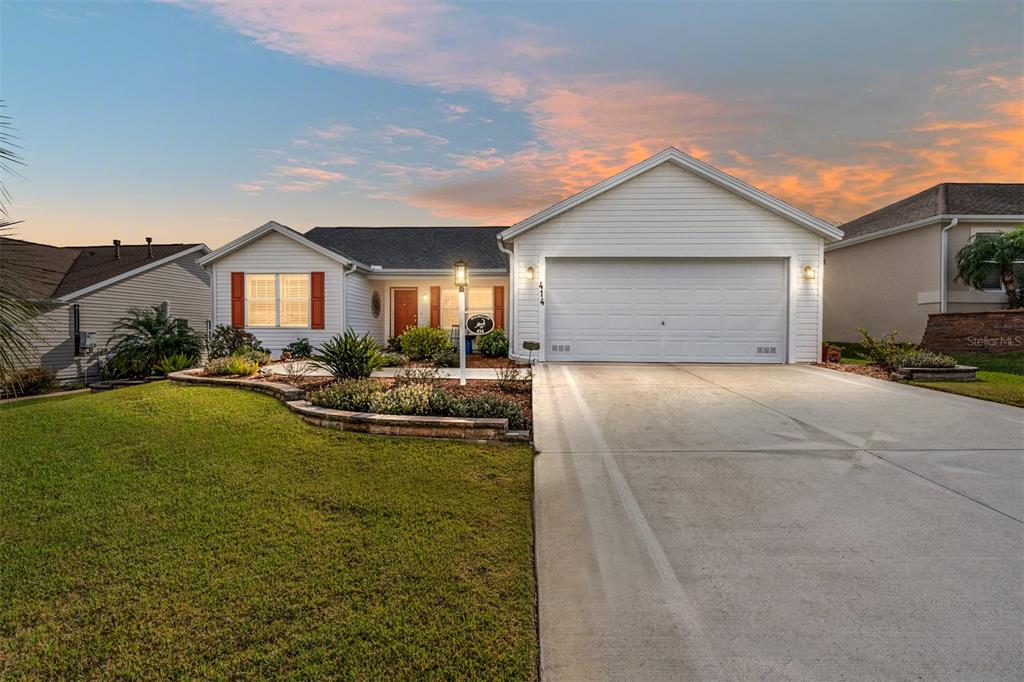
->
[[545, 258, 788, 363]]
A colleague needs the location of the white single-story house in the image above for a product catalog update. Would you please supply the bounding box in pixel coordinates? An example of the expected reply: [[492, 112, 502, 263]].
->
[[200, 148, 842, 363]]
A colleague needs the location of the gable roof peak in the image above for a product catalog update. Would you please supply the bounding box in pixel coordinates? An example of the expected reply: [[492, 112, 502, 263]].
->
[[499, 147, 842, 242]]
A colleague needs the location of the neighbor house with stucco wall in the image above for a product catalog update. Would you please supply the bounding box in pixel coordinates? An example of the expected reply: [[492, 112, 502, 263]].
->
[[824, 183, 1024, 343]]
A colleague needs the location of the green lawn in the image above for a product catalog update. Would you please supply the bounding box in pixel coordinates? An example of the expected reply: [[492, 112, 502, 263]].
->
[[0, 383, 537, 679], [909, 351, 1024, 408]]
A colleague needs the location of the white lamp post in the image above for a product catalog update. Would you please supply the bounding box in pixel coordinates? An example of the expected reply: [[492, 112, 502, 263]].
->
[[454, 259, 468, 386]]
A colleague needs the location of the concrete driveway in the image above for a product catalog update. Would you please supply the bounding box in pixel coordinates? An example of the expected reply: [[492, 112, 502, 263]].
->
[[533, 363, 1023, 680]]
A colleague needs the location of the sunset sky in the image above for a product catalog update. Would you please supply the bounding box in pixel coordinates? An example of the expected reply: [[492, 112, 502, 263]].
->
[[3, 0, 1022, 248]]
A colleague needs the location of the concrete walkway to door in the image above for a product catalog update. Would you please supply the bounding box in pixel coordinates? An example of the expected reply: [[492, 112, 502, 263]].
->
[[533, 363, 1023, 680]]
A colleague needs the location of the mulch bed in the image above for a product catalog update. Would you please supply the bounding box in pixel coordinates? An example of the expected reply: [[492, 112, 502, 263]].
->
[[815, 362, 892, 381]]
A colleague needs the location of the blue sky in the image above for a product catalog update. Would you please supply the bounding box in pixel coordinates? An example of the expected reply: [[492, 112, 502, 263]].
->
[[3, 1, 1021, 247]]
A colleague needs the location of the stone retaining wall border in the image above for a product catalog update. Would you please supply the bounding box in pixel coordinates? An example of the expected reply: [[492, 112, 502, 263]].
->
[[167, 370, 528, 442]]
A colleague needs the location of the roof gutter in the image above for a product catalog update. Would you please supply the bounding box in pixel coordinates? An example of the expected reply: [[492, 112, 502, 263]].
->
[[939, 217, 959, 313], [497, 236, 514, 352], [342, 261, 358, 329]]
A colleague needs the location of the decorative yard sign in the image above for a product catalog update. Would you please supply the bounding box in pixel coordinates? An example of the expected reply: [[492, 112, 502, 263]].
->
[[466, 313, 495, 335]]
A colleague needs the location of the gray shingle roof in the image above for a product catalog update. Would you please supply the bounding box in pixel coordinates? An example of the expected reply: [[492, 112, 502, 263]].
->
[[304, 226, 509, 270], [840, 183, 1024, 240], [0, 237, 201, 299]]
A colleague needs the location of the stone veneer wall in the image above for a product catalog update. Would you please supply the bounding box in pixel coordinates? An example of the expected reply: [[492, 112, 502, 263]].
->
[[920, 311, 1024, 354]]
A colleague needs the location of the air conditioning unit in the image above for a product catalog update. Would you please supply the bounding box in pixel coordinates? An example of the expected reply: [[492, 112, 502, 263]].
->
[[77, 331, 96, 352]]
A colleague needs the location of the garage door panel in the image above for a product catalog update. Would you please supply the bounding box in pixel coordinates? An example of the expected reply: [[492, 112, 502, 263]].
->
[[546, 258, 787, 363]]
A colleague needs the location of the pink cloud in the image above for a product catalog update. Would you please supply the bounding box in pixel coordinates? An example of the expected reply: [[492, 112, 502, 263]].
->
[[194, 1, 1023, 223]]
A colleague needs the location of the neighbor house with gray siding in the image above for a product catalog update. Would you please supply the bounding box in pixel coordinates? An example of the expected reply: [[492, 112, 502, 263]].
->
[[201, 148, 840, 364], [2, 237, 211, 383]]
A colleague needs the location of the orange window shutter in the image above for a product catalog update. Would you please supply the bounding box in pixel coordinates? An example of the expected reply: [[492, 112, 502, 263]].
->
[[493, 286, 505, 329], [230, 272, 245, 327], [311, 272, 325, 329], [430, 286, 441, 327]]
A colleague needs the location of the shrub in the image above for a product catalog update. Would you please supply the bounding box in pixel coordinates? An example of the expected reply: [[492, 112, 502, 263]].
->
[[368, 382, 440, 416], [858, 328, 916, 370], [494, 363, 522, 389], [892, 349, 957, 369], [1, 366, 59, 398], [312, 329, 385, 379], [204, 354, 259, 376], [398, 326, 452, 360], [208, 325, 266, 359], [308, 379, 386, 412], [477, 328, 509, 357], [106, 306, 204, 378], [381, 352, 410, 367], [386, 335, 402, 353], [450, 394, 526, 430], [430, 345, 459, 368], [155, 353, 196, 374], [236, 348, 272, 365], [282, 338, 313, 360], [225, 355, 260, 376], [394, 366, 443, 384]]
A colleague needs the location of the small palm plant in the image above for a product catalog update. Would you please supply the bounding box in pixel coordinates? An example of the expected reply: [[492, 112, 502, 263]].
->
[[106, 306, 204, 378], [312, 329, 385, 379], [956, 226, 1024, 309]]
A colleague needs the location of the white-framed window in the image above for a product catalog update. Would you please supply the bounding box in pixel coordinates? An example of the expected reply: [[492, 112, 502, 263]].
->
[[246, 273, 310, 327], [441, 286, 494, 329], [441, 288, 459, 330], [279, 273, 310, 327]]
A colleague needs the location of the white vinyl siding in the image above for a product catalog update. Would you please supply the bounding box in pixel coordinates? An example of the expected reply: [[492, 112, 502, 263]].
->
[[21, 254, 210, 383], [211, 230, 342, 354], [509, 162, 824, 363], [344, 271, 386, 343]]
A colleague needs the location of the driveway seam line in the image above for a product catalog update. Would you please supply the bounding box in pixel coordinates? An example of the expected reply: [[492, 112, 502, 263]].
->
[[862, 448, 1024, 525]]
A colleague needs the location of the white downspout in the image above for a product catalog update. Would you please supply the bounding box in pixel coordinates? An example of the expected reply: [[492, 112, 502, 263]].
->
[[496, 237, 515, 357], [342, 262, 358, 331], [939, 217, 959, 313]]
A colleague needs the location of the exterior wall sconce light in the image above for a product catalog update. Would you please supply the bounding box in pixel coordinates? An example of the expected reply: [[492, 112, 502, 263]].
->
[[803, 265, 817, 280], [526, 266, 535, 282], [453, 259, 468, 290]]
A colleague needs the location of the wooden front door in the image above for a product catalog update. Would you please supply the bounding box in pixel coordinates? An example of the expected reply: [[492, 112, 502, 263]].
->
[[393, 289, 419, 335]]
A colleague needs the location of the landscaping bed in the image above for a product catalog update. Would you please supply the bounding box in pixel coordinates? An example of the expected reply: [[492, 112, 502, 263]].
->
[[0, 383, 537, 678], [820, 338, 1024, 408]]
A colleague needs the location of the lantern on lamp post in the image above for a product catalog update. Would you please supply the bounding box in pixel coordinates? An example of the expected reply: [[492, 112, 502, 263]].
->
[[454, 260, 468, 385]]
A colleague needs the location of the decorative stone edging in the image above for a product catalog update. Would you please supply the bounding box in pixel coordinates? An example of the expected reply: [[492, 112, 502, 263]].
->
[[286, 400, 529, 442], [167, 370, 529, 442], [892, 365, 978, 382], [167, 370, 305, 401]]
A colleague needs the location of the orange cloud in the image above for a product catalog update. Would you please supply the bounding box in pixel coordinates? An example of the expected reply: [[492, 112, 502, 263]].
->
[[190, 1, 1022, 224]]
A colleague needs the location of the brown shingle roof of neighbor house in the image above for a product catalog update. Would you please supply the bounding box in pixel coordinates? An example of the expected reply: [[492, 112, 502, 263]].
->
[[0, 237, 202, 299], [305, 226, 509, 270], [839, 183, 1024, 240]]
